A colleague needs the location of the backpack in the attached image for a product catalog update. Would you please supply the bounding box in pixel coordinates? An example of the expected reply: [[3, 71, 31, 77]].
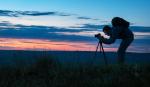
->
[[112, 17, 130, 38], [112, 17, 130, 28]]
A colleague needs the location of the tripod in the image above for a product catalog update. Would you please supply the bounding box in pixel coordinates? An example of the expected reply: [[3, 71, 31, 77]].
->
[[94, 40, 108, 65]]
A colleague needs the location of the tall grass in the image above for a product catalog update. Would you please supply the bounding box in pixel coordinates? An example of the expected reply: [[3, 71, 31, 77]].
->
[[0, 51, 150, 87]]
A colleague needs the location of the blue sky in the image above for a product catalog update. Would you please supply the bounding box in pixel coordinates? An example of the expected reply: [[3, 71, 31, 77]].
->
[[0, 0, 149, 52], [0, 0, 150, 26]]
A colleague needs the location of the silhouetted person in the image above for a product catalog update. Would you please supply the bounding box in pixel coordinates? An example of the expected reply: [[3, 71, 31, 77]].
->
[[97, 17, 134, 64]]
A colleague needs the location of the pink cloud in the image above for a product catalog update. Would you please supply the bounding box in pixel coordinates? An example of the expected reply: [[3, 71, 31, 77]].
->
[[0, 38, 117, 52], [0, 38, 149, 53]]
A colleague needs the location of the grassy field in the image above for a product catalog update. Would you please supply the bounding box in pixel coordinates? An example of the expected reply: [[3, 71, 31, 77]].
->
[[0, 53, 150, 87]]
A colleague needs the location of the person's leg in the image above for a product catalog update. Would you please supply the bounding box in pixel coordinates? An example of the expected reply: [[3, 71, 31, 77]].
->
[[117, 38, 133, 64]]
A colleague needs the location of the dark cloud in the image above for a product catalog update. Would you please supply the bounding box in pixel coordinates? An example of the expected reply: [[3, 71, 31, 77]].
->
[[0, 10, 71, 17], [0, 10, 100, 22], [77, 16, 99, 20], [0, 10, 18, 17], [71, 24, 105, 30], [81, 24, 104, 29], [77, 17, 92, 20], [100, 20, 110, 23], [0, 22, 149, 43], [72, 24, 150, 32], [130, 26, 150, 32], [0, 21, 12, 26], [20, 11, 56, 16], [20, 11, 71, 16], [0, 22, 95, 42]]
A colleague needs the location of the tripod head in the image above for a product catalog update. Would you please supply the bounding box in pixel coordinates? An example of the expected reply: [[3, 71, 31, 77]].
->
[[94, 33, 103, 44]]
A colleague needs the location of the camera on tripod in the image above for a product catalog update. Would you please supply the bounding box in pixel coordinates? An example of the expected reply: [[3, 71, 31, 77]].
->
[[94, 33, 108, 65], [95, 33, 101, 38]]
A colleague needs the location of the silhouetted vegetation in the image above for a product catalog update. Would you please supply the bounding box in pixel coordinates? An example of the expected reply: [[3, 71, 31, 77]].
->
[[0, 54, 150, 87]]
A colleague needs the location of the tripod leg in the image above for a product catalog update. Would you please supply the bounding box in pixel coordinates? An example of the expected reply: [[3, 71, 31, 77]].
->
[[94, 42, 100, 58], [100, 43, 108, 65], [99, 43, 102, 52]]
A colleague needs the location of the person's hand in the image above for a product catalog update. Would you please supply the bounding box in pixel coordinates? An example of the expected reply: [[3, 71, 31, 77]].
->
[[95, 33, 101, 38], [98, 35, 104, 40]]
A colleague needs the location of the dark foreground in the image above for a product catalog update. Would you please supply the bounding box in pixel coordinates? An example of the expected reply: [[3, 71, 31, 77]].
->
[[0, 59, 150, 87], [0, 50, 150, 87], [0, 50, 150, 67]]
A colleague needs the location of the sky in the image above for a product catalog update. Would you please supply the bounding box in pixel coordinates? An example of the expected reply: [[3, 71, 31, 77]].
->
[[0, 0, 150, 26], [0, 0, 149, 52]]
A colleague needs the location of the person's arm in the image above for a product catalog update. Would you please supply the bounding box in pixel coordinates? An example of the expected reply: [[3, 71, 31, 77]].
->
[[100, 35, 116, 44], [97, 29, 116, 44]]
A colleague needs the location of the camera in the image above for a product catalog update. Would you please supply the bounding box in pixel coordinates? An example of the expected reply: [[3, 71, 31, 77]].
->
[[95, 33, 101, 38]]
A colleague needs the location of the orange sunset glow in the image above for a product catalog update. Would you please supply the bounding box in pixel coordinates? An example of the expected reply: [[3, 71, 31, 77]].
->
[[0, 38, 117, 51]]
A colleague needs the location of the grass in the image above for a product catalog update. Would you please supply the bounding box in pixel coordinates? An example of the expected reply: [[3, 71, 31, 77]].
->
[[0, 53, 150, 87]]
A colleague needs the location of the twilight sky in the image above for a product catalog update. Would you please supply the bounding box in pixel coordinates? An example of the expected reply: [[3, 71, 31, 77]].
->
[[0, 0, 149, 52]]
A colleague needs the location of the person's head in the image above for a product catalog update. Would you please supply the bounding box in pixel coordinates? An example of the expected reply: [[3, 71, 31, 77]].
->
[[103, 25, 112, 36], [111, 17, 129, 28]]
